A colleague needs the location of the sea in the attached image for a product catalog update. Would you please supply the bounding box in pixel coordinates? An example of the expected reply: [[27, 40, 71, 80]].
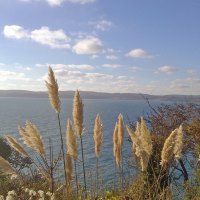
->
[[0, 97, 173, 189]]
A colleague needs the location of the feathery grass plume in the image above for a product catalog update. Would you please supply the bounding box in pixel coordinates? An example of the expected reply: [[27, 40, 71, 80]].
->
[[73, 90, 84, 137], [5, 135, 29, 157], [140, 117, 152, 155], [93, 114, 103, 158], [115, 145, 121, 168], [160, 128, 178, 167], [72, 90, 87, 195], [19, 121, 45, 156], [117, 114, 124, 148], [45, 66, 60, 113], [66, 154, 73, 182], [173, 125, 183, 160], [127, 125, 149, 171], [113, 122, 118, 159], [0, 156, 18, 177], [18, 126, 33, 147], [66, 119, 78, 160]]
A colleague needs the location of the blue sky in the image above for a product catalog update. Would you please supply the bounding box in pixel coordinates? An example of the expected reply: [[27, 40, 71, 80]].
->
[[0, 0, 200, 94]]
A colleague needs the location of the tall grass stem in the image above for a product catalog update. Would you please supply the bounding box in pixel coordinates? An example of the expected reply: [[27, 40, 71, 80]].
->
[[57, 113, 68, 192]]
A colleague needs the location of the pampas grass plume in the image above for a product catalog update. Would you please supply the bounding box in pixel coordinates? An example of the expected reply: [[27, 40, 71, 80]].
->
[[118, 114, 124, 148], [66, 119, 78, 160], [0, 156, 18, 177], [127, 125, 150, 171], [19, 121, 45, 156], [173, 125, 183, 160], [45, 66, 60, 113], [160, 128, 178, 167], [6, 135, 29, 157], [115, 145, 121, 168], [66, 154, 73, 182], [140, 117, 152, 155], [73, 90, 84, 137], [113, 122, 118, 159], [93, 114, 103, 158]]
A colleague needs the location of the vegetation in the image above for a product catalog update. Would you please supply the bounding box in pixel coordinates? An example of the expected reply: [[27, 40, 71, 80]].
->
[[0, 67, 200, 200]]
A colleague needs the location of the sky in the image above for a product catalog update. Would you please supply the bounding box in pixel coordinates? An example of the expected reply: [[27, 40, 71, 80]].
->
[[0, 0, 200, 95]]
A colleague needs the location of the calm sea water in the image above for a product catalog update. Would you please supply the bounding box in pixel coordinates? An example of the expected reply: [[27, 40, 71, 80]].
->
[[0, 97, 168, 187]]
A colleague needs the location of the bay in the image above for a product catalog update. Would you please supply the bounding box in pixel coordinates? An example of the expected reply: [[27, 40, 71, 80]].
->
[[0, 97, 168, 187]]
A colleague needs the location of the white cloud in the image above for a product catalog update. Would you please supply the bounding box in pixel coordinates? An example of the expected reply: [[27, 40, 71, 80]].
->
[[52, 69, 113, 80], [90, 20, 113, 31], [36, 63, 94, 70], [3, 25, 29, 39], [73, 36, 103, 55], [126, 48, 153, 59], [46, 0, 64, 6], [3, 25, 70, 49], [130, 66, 142, 72], [0, 70, 30, 81], [0, 63, 5, 66], [103, 64, 122, 68], [104, 48, 119, 60], [19, 0, 96, 6], [158, 66, 177, 74], [106, 55, 118, 60], [30, 27, 70, 49], [65, 0, 95, 4]]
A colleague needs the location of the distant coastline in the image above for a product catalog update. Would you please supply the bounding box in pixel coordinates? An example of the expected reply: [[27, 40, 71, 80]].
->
[[0, 90, 199, 102]]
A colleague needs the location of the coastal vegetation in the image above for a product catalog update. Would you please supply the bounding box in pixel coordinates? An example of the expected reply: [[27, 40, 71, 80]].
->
[[0, 67, 200, 200]]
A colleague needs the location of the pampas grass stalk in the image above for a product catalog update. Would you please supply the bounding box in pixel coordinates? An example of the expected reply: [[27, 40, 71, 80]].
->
[[66, 119, 78, 196], [72, 90, 87, 196], [5, 135, 29, 157], [45, 66, 68, 191], [93, 114, 103, 196]]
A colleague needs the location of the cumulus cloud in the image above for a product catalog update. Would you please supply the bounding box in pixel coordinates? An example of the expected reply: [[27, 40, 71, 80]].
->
[[102, 64, 122, 68], [0, 70, 30, 81], [3, 25, 29, 39], [73, 36, 103, 55], [51, 69, 113, 80], [3, 25, 70, 49], [19, 0, 96, 6], [126, 48, 153, 59], [158, 66, 177, 74], [30, 27, 70, 48], [36, 63, 94, 70], [89, 20, 113, 31], [104, 48, 119, 60], [106, 55, 118, 60]]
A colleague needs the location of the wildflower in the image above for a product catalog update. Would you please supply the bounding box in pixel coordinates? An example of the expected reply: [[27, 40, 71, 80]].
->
[[29, 190, 36, 196], [25, 188, 29, 193], [46, 192, 52, 196], [7, 191, 16, 196], [38, 190, 44, 197]]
